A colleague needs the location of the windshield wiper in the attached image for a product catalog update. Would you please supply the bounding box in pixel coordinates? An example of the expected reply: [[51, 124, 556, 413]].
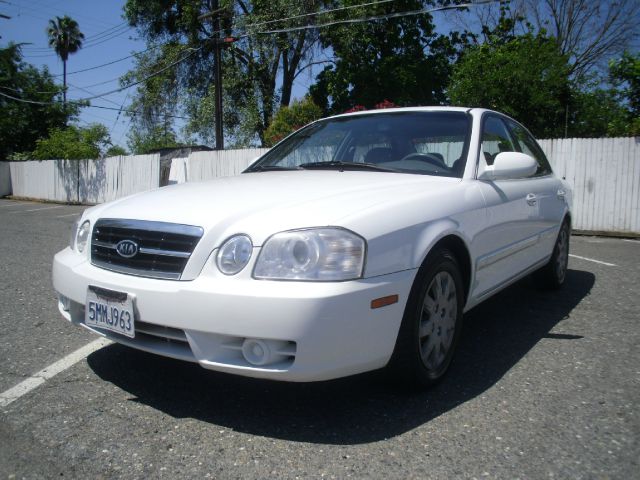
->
[[246, 165, 301, 172], [298, 161, 396, 172]]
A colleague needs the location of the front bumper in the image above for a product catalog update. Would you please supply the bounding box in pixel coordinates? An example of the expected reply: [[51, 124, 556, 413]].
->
[[53, 248, 416, 381]]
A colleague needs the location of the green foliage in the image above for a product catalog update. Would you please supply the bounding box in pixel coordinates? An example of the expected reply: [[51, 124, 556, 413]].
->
[[32, 124, 112, 160], [448, 33, 571, 138], [608, 52, 640, 135], [263, 97, 323, 146], [105, 145, 128, 157], [0, 44, 78, 160], [568, 89, 630, 137], [610, 52, 640, 114], [126, 124, 180, 154], [309, 0, 470, 115]]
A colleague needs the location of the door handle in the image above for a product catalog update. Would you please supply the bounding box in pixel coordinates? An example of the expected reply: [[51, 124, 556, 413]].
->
[[526, 193, 537, 206], [557, 189, 566, 200]]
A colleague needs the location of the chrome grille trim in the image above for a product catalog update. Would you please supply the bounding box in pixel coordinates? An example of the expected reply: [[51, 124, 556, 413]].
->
[[91, 219, 204, 280], [93, 240, 192, 258]]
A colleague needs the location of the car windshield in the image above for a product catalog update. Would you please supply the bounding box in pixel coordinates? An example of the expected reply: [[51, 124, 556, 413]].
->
[[246, 111, 471, 178]]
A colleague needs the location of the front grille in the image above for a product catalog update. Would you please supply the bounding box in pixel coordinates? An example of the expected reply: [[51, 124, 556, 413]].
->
[[91, 219, 204, 280]]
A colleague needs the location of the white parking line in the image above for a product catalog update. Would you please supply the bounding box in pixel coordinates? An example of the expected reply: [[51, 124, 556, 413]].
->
[[0, 338, 111, 408], [569, 254, 617, 267], [57, 212, 82, 218], [622, 239, 639, 244], [0, 202, 30, 208], [9, 205, 63, 213]]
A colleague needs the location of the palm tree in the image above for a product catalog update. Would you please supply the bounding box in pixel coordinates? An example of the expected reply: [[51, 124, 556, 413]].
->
[[47, 15, 84, 106]]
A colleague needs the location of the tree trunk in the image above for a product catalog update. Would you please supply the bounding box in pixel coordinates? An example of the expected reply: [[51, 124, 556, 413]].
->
[[63, 59, 67, 108]]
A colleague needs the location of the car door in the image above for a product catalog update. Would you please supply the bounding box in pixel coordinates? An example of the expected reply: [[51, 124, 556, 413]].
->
[[472, 114, 544, 299], [505, 118, 567, 259]]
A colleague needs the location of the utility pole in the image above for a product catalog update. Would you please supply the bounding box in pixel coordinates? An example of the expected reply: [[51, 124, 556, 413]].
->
[[199, 3, 231, 150], [212, 1, 224, 150]]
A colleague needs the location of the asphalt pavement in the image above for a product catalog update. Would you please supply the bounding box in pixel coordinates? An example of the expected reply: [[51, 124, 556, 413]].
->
[[0, 199, 638, 479]]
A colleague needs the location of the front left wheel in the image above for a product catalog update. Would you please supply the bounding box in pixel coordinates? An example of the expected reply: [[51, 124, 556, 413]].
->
[[388, 248, 464, 389]]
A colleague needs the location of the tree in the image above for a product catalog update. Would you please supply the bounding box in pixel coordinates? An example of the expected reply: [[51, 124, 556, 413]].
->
[[106, 145, 128, 157], [47, 15, 85, 106], [263, 96, 323, 146], [309, 0, 469, 115], [610, 52, 640, 117], [448, 33, 572, 138], [568, 88, 630, 137], [453, 0, 640, 81], [32, 124, 113, 160], [449, 4, 639, 138], [608, 51, 640, 135], [126, 124, 180, 155], [0, 43, 78, 160], [123, 0, 322, 146]]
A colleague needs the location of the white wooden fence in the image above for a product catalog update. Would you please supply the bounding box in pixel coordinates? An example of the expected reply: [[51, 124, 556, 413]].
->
[[2, 139, 638, 235], [174, 148, 267, 183], [8, 155, 160, 203], [539, 137, 639, 235]]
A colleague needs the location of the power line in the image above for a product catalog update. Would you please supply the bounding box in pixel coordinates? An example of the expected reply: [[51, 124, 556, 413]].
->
[[50, 46, 161, 78], [0, 90, 189, 120], [252, 2, 492, 36], [21, 25, 133, 58], [0, 47, 200, 105], [21, 22, 131, 52]]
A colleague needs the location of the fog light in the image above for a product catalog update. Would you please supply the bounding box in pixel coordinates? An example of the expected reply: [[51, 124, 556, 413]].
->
[[242, 339, 270, 366], [241, 338, 290, 366], [59, 295, 71, 312]]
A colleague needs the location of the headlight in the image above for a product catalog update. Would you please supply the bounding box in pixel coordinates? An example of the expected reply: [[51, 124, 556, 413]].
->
[[217, 234, 253, 275], [75, 220, 91, 253], [254, 228, 365, 281]]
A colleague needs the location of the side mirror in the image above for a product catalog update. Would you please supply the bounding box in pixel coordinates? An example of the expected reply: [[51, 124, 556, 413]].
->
[[479, 152, 537, 180]]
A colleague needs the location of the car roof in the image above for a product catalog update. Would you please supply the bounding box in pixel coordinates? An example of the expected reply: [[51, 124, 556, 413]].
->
[[328, 106, 481, 120]]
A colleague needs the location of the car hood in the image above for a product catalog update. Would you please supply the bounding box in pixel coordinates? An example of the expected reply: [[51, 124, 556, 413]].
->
[[88, 170, 460, 246]]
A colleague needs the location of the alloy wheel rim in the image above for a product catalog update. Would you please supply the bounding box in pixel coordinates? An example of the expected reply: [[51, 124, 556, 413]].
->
[[419, 271, 457, 371]]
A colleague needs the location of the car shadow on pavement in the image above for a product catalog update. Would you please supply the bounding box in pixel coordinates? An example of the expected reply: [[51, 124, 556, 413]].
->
[[87, 269, 595, 445]]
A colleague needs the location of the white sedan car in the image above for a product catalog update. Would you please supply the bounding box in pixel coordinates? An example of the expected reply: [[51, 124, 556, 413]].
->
[[53, 107, 571, 388]]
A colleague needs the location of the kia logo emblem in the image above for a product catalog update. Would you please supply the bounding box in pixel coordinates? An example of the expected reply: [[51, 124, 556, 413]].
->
[[115, 239, 139, 258]]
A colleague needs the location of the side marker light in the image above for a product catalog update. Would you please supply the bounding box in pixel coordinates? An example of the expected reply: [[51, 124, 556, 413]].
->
[[371, 294, 399, 309]]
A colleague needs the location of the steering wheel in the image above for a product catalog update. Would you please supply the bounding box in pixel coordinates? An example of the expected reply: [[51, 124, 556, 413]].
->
[[399, 153, 447, 168]]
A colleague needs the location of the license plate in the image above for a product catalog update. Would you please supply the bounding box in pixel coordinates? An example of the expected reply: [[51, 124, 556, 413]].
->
[[85, 286, 135, 338]]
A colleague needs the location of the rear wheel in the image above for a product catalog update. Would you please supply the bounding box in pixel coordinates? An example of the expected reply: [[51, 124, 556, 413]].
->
[[388, 248, 464, 389], [534, 220, 570, 289]]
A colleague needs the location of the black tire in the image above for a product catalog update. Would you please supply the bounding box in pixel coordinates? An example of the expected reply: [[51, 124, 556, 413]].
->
[[387, 248, 464, 390], [534, 220, 570, 290]]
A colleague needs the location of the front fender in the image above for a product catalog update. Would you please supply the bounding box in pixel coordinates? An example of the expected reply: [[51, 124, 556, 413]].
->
[[363, 218, 474, 278]]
